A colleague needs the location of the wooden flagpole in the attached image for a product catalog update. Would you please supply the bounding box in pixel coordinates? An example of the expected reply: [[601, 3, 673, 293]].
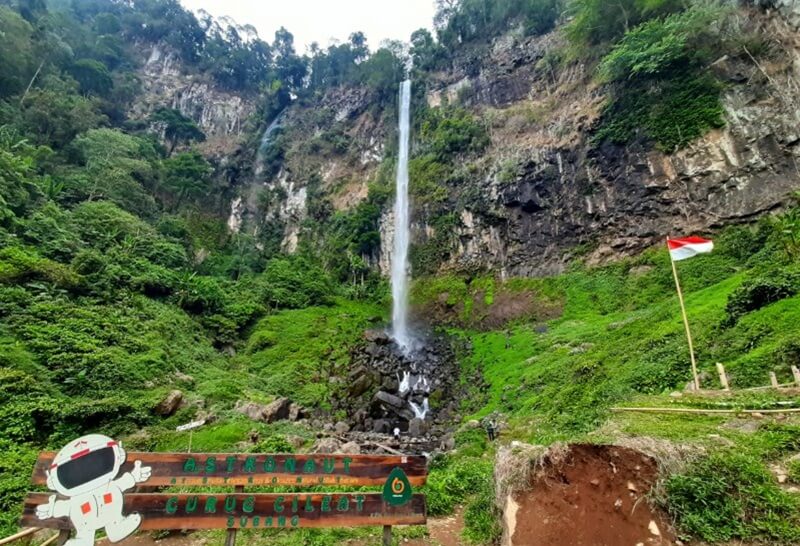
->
[[668, 238, 701, 391]]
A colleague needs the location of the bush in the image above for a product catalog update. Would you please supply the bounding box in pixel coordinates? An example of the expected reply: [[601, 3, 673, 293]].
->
[[420, 106, 490, 159], [594, 72, 724, 151], [259, 256, 335, 309], [725, 268, 800, 325], [666, 451, 800, 542]]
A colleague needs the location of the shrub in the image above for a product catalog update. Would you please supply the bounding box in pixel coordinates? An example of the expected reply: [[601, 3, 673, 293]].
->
[[725, 268, 800, 325], [420, 106, 490, 159], [594, 72, 724, 151], [666, 451, 800, 542], [598, 5, 723, 82], [259, 256, 335, 309]]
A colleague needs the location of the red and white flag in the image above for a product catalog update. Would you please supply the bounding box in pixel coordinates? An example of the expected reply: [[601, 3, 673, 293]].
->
[[667, 236, 714, 261]]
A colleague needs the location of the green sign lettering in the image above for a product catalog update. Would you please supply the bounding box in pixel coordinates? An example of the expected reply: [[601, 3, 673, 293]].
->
[[205, 497, 217, 514], [165, 497, 178, 514], [186, 496, 198, 514], [274, 495, 285, 513], [183, 457, 196, 473], [226, 456, 237, 473]]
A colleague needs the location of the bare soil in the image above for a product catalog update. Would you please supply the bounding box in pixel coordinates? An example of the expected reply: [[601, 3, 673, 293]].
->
[[511, 444, 676, 546]]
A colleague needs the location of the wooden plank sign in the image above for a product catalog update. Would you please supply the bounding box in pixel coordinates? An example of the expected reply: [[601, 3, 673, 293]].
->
[[21, 493, 427, 530], [31, 453, 428, 488], [23, 439, 427, 546]]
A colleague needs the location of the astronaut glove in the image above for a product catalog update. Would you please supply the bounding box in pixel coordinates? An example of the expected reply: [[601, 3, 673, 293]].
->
[[35, 494, 57, 520], [130, 460, 152, 483]]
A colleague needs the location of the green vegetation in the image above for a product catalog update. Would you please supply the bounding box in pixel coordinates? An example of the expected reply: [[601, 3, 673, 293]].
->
[[1, 0, 798, 543], [667, 450, 800, 542]]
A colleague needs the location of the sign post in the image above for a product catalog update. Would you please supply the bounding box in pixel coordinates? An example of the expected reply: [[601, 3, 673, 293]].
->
[[22, 448, 428, 546], [176, 419, 206, 453]]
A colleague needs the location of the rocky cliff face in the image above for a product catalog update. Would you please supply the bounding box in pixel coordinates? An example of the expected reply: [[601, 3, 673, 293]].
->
[[417, 6, 800, 276], [129, 43, 257, 158], [222, 3, 800, 277]]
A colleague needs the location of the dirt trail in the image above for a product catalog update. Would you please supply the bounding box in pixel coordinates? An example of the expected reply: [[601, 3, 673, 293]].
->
[[510, 444, 676, 546]]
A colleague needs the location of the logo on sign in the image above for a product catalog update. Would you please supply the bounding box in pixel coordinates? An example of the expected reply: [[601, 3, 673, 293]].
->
[[382, 467, 412, 506]]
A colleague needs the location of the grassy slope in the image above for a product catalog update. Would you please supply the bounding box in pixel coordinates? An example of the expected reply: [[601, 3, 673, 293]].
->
[[420, 229, 800, 543]]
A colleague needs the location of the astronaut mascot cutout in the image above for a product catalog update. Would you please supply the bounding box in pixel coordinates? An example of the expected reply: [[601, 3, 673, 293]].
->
[[36, 434, 152, 546]]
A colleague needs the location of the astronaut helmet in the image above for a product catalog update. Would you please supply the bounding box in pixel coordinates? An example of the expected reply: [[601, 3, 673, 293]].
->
[[47, 434, 127, 497]]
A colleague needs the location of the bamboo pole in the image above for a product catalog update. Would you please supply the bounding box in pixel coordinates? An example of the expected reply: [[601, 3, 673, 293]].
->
[[612, 407, 800, 415], [716, 363, 730, 391], [0, 528, 39, 545], [668, 238, 700, 391], [38, 534, 58, 546]]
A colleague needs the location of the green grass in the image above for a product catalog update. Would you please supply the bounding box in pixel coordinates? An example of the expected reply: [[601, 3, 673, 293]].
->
[[240, 298, 385, 409]]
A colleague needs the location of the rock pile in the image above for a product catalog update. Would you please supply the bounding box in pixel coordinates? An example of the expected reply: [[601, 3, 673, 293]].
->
[[336, 330, 460, 438]]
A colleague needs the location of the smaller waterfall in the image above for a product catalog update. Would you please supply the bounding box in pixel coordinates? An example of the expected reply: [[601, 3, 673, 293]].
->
[[409, 399, 430, 420]]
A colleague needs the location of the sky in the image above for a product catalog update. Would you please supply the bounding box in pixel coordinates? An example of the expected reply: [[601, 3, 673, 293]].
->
[[179, 0, 437, 52]]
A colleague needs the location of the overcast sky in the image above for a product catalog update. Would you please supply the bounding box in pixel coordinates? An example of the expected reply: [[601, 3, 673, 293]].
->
[[179, 0, 436, 52]]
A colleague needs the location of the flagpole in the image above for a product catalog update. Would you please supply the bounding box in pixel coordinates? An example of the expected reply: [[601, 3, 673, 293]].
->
[[668, 237, 701, 392]]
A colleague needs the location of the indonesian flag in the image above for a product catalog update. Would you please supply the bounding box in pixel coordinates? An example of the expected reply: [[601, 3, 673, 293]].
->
[[667, 236, 714, 261]]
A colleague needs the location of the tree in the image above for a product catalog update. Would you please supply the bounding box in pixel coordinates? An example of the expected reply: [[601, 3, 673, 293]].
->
[[149, 108, 206, 156], [68, 59, 113, 96], [20, 77, 106, 148], [69, 128, 158, 215], [0, 7, 37, 98], [162, 150, 213, 209], [273, 27, 307, 93]]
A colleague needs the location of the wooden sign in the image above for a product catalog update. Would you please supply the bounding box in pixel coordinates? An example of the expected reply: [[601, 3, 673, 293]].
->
[[21, 493, 427, 530], [31, 452, 428, 487], [176, 419, 206, 432]]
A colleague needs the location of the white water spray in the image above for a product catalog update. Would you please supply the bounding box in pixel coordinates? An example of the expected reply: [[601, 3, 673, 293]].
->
[[391, 80, 413, 352]]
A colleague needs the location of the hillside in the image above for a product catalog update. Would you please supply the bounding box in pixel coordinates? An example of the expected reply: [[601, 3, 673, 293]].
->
[[1, 0, 800, 545]]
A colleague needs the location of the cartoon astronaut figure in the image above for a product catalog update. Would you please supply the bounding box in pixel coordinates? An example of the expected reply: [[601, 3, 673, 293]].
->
[[36, 434, 152, 546]]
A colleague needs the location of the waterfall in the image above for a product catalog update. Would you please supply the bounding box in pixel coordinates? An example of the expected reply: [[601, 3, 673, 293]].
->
[[391, 79, 413, 352]]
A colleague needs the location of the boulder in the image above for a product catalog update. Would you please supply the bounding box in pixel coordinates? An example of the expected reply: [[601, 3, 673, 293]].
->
[[349, 373, 375, 397], [340, 442, 362, 455], [262, 397, 292, 422], [364, 329, 392, 344], [375, 391, 406, 408], [408, 418, 428, 437], [440, 434, 456, 452], [313, 438, 342, 454], [288, 403, 304, 421], [236, 401, 267, 422], [155, 390, 184, 416], [334, 421, 350, 435], [373, 419, 390, 434], [235, 397, 292, 423]]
